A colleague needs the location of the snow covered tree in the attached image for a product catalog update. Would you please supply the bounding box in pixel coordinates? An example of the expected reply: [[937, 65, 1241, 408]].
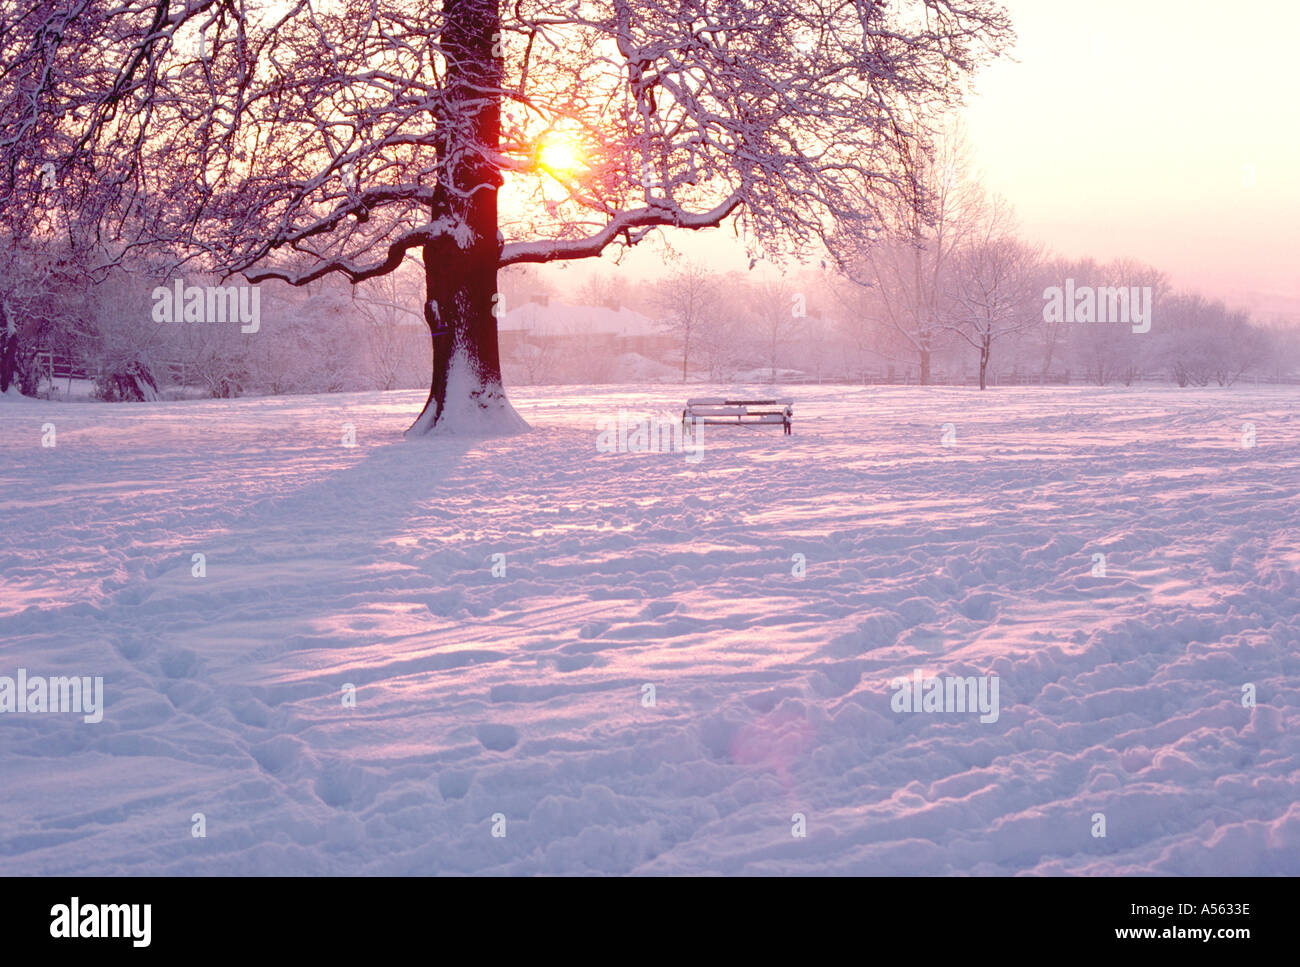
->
[[0, 237, 98, 395], [747, 274, 802, 382], [654, 260, 721, 381], [350, 259, 429, 390], [0, 0, 1011, 431], [834, 124, 980, 385], [1155, 293, 1267, 389], [1061, 257, 1167, 386], [943, 196, 1039, 390]]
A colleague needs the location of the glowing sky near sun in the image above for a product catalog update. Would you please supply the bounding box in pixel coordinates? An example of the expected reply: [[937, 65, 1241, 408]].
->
[[961, 0, 1300, 303], [594, 0, 1300, 312]]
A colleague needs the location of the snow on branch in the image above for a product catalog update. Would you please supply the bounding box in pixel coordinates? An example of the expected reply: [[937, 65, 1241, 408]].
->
[[0, 0, 1013, 286], [500, 194, 743, 266]]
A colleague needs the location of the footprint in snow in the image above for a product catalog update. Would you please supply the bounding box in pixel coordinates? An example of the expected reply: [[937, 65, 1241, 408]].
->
[[476, 723, 519, 751]]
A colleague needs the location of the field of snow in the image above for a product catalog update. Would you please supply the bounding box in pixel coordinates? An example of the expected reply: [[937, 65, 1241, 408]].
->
[[1, 384, 1298, 875]]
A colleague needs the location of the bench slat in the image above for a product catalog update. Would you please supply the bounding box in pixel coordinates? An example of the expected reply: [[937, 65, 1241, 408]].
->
[[694, 414, 787, 423], [682, 398, 793, 435], [686, 398, 793, 407]]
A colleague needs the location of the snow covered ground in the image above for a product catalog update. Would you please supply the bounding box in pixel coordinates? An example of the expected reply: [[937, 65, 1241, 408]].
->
[[1, 384, 1297, 875]]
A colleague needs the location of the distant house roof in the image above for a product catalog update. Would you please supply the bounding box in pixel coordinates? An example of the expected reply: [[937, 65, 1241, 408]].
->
[[500, 300, 663, 338]]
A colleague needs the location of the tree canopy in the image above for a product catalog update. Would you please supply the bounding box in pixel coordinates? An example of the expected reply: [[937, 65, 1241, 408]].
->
[[1, 0, 1013, 431]]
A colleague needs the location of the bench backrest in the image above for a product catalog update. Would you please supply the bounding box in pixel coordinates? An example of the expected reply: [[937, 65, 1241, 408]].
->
[[686, 398, 793, 407]]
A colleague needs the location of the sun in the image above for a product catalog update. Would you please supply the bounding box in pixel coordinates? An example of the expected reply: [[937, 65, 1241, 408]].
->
[[536, 136, 584, 177]]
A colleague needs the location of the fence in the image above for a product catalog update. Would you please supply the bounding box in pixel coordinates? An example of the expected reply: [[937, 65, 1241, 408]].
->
[[779, 371, 1300, 387], [34, 350, 95, 383], [33, 351, 193, 389], [780, 372, 1073, 386]]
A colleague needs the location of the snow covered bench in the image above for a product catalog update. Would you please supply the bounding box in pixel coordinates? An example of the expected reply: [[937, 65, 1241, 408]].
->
[[683, 398, 794, 435]]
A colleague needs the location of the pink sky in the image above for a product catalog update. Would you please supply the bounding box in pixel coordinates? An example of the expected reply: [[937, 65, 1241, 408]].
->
[[964, 0, 1299, 308]]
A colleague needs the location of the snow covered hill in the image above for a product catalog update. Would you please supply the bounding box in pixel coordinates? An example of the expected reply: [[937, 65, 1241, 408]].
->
[[1, 385, 1297, 874]]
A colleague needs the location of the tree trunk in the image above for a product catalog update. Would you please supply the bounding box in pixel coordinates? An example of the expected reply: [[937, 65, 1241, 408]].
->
[[0, 302, 17, 394], [919, 347, 931, 386], [978, 339, 990, 390], [407, 0, 525, 437]]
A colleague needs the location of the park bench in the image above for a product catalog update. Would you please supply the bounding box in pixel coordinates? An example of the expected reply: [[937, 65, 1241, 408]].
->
[[683, 397, 794, 435]]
